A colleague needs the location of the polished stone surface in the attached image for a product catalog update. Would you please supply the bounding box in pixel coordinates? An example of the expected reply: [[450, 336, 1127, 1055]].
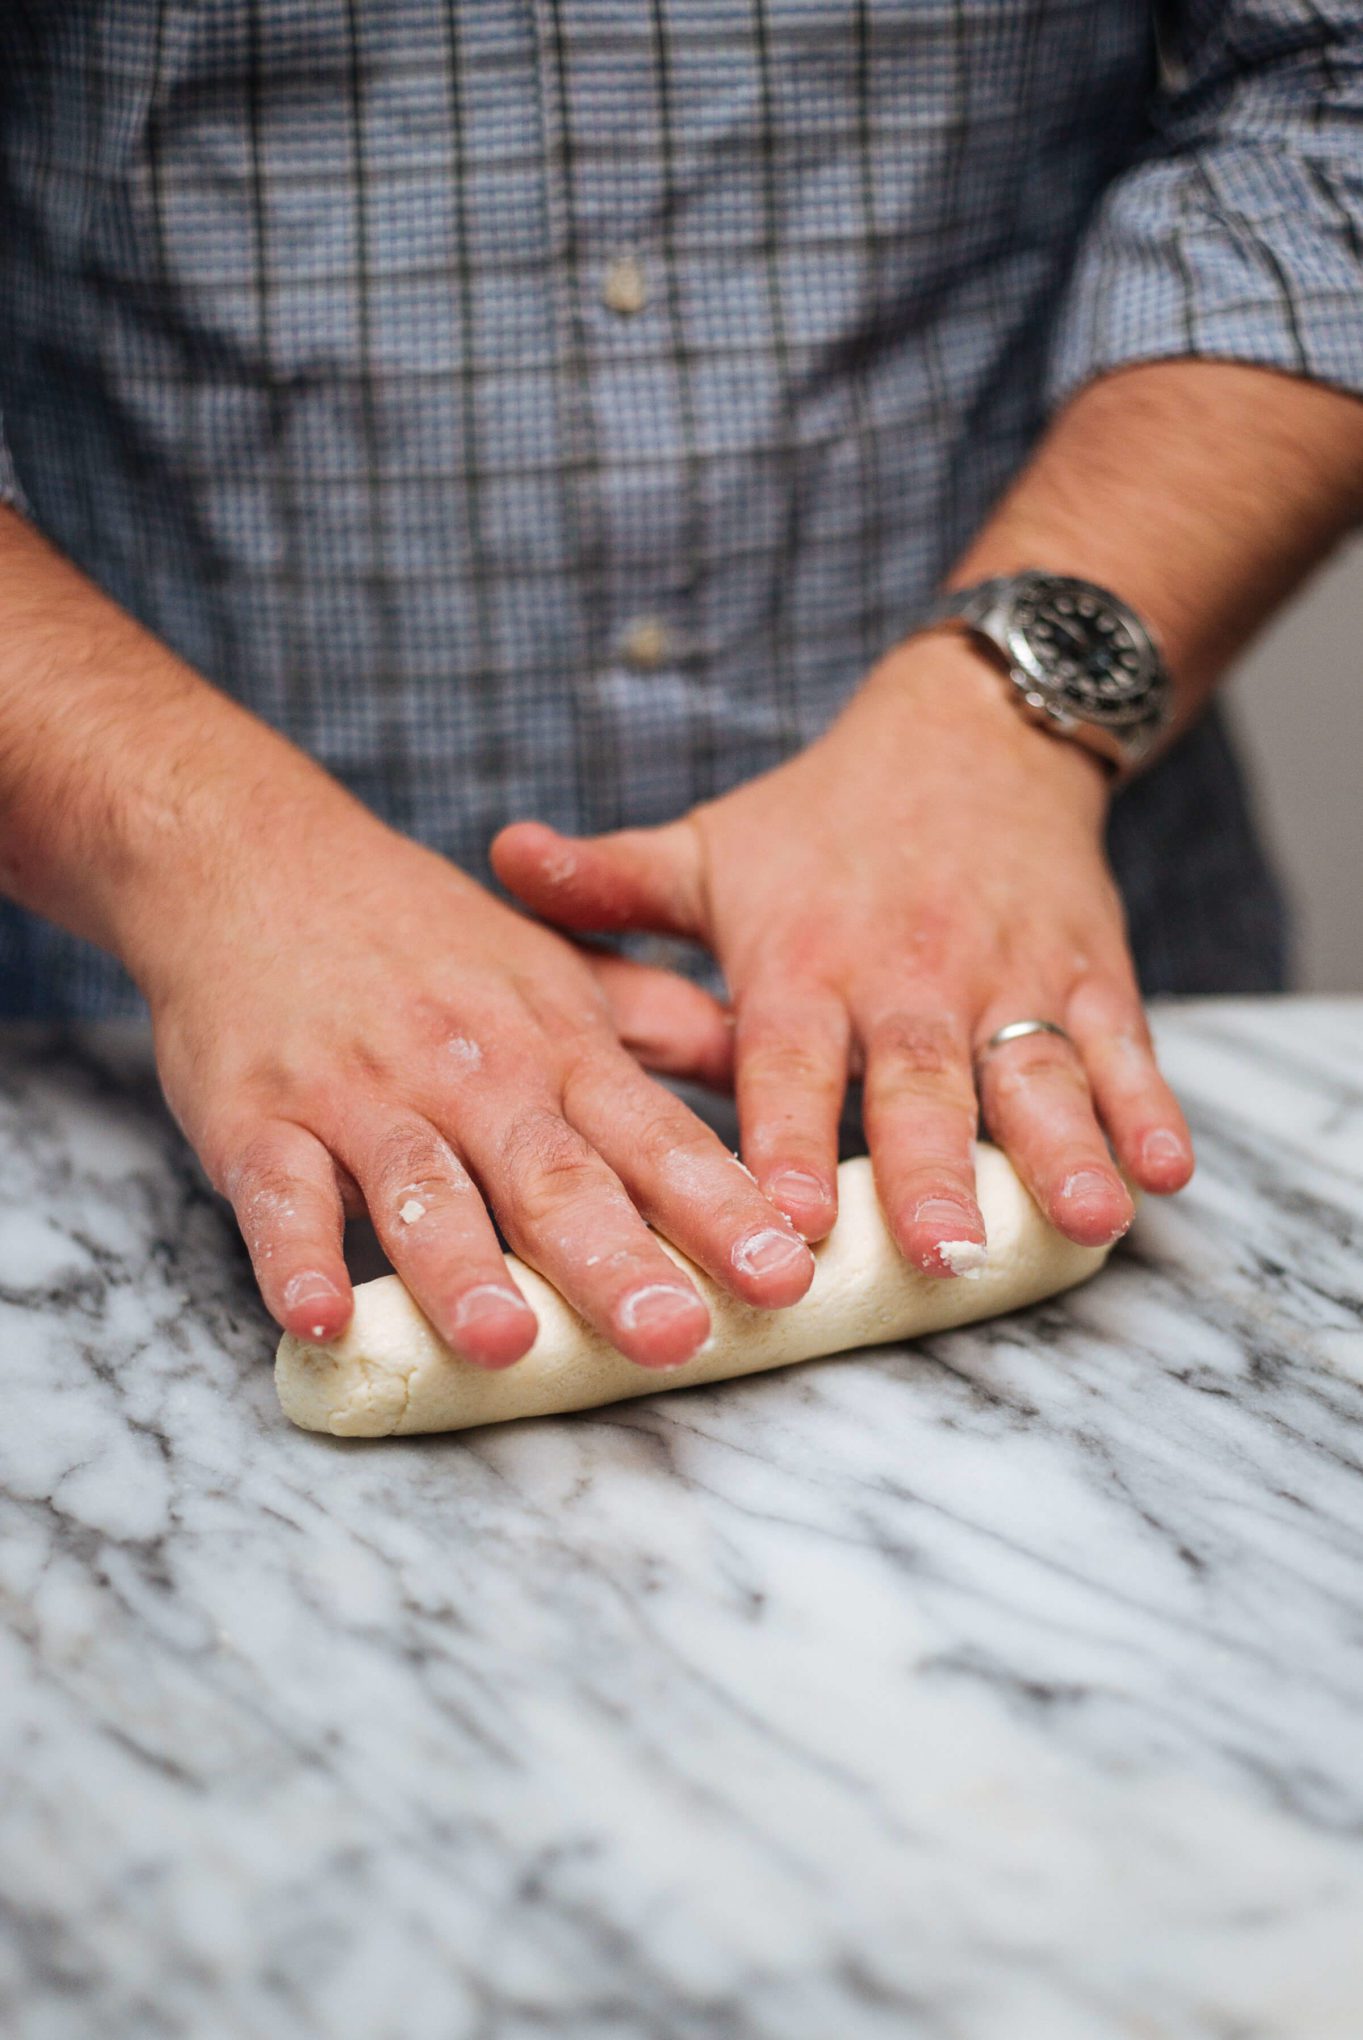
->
[[1, 1001, 1361, 2039]]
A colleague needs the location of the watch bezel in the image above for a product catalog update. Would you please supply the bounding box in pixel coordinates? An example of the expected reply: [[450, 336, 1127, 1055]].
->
[[1000, 572, 1167, 734]]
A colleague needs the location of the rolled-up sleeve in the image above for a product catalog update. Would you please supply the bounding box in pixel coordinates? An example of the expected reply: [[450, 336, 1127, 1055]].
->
[[1048, 0, 1363, 408]]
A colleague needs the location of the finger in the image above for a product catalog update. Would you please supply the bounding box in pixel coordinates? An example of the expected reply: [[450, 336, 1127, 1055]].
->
[[339, 1111, 537, 1370], [491, 818, 706, 938], [1066, 976, 1195, 1194], [974, 1003, 1133, 1247], [858, 1005, 985, 1277], [563, 1052, 814, 1307], [458, 1100, 712, 1369], [733, 989, 852, 1241], [221, 1121, 353, 1343], [586, 951, 735, 1088]]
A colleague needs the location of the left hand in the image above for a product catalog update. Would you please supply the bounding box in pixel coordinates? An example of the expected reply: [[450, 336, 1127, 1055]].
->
[[492, 632, 1193, 1274]]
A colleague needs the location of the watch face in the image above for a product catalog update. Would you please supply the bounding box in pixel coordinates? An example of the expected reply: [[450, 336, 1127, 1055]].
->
[[1006, 575, 1164, 728]]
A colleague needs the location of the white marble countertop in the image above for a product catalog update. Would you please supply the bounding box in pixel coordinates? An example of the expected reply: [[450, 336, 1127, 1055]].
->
[[2, 999, 1362, 2040]]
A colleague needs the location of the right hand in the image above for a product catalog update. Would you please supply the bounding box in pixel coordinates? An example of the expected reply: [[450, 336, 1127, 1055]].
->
[[126, 778, 815, 1373]]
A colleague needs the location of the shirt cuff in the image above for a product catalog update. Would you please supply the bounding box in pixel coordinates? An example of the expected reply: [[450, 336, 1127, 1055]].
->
[[1046, 142, 1363, 413]]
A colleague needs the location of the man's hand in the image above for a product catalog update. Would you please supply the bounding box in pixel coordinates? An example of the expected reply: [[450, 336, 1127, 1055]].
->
[[497, 356, 1363, 1267], [493, 632, 1194, 1270], [127, 785, 816, 1371], [129, 764, 829, 1368], [0, 509, 810, 1372]]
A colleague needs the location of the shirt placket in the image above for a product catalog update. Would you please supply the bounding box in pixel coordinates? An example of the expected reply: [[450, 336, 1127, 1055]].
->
[[528, 0, 699, 837]]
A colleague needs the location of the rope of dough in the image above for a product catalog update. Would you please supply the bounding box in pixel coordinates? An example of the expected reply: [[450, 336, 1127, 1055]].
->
[[275, 1147, 1114, 1438], [275, 1148, 1112, 1436]]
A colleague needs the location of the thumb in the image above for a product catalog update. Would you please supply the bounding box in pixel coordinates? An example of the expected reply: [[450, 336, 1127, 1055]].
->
[[491, 818, 708, 939]]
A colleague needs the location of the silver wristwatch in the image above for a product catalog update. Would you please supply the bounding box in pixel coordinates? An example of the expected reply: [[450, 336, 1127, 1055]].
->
[[923, 570, 1172, 778]]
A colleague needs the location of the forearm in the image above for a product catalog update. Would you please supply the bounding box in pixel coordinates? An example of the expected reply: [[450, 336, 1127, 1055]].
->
[[0, 506, 359, 968], [946, 359, 1363, 743]]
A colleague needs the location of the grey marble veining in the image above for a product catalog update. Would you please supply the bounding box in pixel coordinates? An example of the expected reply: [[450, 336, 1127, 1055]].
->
[[1, 1001, 1361, 2040]]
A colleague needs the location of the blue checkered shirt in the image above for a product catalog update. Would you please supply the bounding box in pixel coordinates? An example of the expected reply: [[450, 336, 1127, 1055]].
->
[[3, 1, 1361, 1015]]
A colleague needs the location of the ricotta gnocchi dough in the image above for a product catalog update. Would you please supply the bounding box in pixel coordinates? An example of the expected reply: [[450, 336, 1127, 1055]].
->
[[276, 1148, 1113, 1437]]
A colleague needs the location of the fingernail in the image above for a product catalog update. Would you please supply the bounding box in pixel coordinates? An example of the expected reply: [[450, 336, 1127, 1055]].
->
[[1061, 1169, 1118, 1206], [1061, 1168, 1132, 1243], [912, 1197, 980, 1233], [454, 1283, 531, 1331], [732, 1227, 814, 1279], [617, 1283, 706, 1335], [1141, 1129, 1188, 1171], [283, 1271, 344, 1310], [281, 1273, 346, 1345], [769, 1169, 829, 1209], [909, 1199, 987, 1276]]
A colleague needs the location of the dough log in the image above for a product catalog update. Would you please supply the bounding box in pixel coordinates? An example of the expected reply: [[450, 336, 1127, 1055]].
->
[[275, 1147, 1115, 1438]]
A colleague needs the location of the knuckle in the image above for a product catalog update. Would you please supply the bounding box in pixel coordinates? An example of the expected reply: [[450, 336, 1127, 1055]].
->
[[559, 1045, 632, 1115], [219, 1127, 296, 1207], [635, 1110, 714, 1176], [366, 1119, 463, 1195], [512, 971, 611, 1046], [867, 1011, 961, 1075], [1067, 967, 1148, 1039], [405, 1000, 496, 1081], [899, 907, 956, 976], [225, 1149, 321, 1253], [497, 1109, 600, 1221], [761, 925, 839, 987], [866, 1013, 972, 1107], [740, 1030, 836, 1094], [263, 1061, 370, 1136]]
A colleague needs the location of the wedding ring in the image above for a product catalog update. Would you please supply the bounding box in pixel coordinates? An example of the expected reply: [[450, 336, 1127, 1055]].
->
[[976, 1018, 1074, 1064]]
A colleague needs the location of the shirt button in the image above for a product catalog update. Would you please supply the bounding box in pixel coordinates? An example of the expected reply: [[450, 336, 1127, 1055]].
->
[[619, 616, 672, 671], [601, 254, 649, 316]]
